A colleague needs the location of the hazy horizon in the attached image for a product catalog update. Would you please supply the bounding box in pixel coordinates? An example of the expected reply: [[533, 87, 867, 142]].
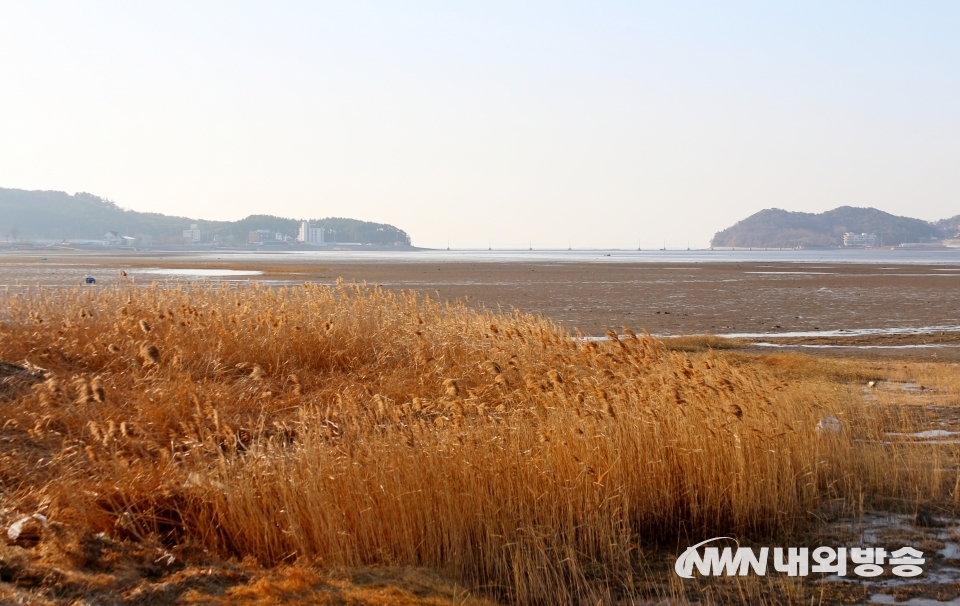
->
[[2, 2, 958, 249]]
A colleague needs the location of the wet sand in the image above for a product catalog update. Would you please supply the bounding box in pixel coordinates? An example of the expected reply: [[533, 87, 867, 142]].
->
[[3, 250, 960, 357]]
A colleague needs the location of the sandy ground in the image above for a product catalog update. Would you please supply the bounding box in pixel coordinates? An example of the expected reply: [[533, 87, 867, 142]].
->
[[3, 250, 960, 357]]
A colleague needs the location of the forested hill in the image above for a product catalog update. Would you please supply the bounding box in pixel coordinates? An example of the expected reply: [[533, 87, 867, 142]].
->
[[711, 206, 945, 248], [936, 214, 960, 237], [0, 188, 411, 245]]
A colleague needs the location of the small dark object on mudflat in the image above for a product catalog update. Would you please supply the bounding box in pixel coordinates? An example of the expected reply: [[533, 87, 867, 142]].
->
[[85, 276, 96, 284], [914, 508, 941, 528]]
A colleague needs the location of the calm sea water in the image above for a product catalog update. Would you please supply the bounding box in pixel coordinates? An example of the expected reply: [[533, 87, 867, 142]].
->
[[178, 247, 960, 265]]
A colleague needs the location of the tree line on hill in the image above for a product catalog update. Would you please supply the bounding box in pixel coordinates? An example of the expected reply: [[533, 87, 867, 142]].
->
[[0, 188, 411, 246], [711, 206, 957, 248]]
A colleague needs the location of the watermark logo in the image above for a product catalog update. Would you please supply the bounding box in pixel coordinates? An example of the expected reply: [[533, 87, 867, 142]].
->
[[675, 537, 924, 578]]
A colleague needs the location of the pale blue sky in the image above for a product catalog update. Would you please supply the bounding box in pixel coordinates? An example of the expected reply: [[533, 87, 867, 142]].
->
[[1, 2, 958, 248]]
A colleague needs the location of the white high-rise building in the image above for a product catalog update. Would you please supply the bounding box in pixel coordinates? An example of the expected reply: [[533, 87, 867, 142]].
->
[[843, 232, 879, 247], [298, 221, 324, 245], [182, 224, 201, 243]]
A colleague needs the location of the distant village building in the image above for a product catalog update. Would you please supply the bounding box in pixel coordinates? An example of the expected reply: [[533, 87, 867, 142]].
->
[[102, 231, 143, 246], [248, 229, 278, 244], [843, 232, 879, 247], [297, 221, 325, 245], [183, 224, 201, 243]]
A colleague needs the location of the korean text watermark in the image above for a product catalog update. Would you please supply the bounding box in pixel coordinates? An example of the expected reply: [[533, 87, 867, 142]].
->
[[675, 537, 924, 578]]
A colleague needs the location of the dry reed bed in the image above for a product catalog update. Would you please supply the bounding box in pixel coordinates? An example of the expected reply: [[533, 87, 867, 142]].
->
[[0, 281, 954, 604]]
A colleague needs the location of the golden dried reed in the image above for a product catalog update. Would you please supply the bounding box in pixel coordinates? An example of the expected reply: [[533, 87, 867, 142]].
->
[[0, 282, 954, 604]]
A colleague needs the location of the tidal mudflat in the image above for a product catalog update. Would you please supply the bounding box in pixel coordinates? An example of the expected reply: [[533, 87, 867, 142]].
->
[[3, 250, 960, 353]]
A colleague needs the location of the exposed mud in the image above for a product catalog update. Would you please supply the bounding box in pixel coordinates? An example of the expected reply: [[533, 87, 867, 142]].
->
[[4, 252, 960, 348]]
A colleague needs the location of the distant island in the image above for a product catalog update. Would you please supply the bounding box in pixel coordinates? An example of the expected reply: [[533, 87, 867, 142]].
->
[[0, 187, 412, 247], [711, 206, 959, 248]]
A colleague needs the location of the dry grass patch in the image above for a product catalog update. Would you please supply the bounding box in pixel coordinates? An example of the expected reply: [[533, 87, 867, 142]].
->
[[658, 335, 748, 352], [721, 352, 886, 383]]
